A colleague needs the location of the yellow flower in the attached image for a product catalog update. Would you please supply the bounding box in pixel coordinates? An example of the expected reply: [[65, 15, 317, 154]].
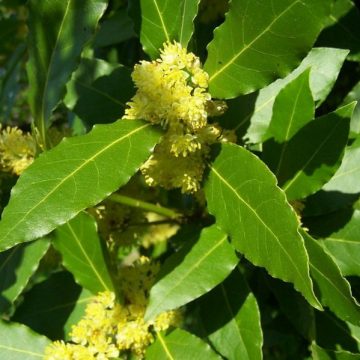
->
[[0, 126, 35, 175], [125, 41, 229, 193]]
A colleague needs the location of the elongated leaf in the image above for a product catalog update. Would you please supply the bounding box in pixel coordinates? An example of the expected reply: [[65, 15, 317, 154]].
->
[[320, 210, 360, 277], [199, 267, 263, 360], [312, 343, 360, 360], [344, 81, 360, 137], [317, 0, 360, 62], [140, 0, 200, 58], [267, 69, 314, 143], [0, 238, 50, 313], [146, 328, 221, 360], [302, 231, 360, 326], [145, 225, 238, 320], [0, 119, 161, 251], [64, 57, 134, 127], [27, 0, 107, 141], [263, 103, 354, 201], [245, 47, 349, 144], [53, 211, 114, 293], [0, 320, 50, 359], [204, 143, 321, 309], [204, 0, 330, 98], [12, 271, 91, 340]]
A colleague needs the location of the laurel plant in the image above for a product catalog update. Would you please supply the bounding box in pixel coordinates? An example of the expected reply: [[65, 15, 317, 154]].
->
[[1, 0, 360, 359]]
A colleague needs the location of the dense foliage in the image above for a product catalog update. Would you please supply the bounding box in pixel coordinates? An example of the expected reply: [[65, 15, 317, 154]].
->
[[1, 0, 360, 359]]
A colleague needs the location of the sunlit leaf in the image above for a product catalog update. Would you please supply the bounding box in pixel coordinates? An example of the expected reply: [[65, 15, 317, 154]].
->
[[204, 143, 321, 309], [0, 120, 161, 251]]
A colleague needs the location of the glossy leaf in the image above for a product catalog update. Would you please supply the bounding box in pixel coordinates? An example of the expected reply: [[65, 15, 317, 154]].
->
[[302, 231, 360, 326], [245, 48, 348, 144], [321, 209, 360, 277], [27, 0, 107, 141], [267, 69, 314, 143], [264, 103, 354, 201], [140, 0, 200, 58], [317, 0, 360, 61], [146, 328, 221, 360], [0, 119, 161, 251], [64, 58, 134, 127], [204, 0, 330, 98], [0, 238, 50, 313], [199, 267, 263, 360], [53, 211, 114, 293], [12, 271, 90, 340], [312, 343, 360, 360], [145, 225, 238, 320], [204, 143, 321, 309], [0, 320, 50, 359]]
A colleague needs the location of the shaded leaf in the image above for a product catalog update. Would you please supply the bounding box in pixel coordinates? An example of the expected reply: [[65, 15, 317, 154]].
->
[[321, 209, 360, 277], [0, 238, 50, 313], [146, 328, 221, 360], [199, 267, 263, 360], [64, 57, 134, 127], [317, 0, 360, 62], [263, 103, 353, 201], [245, 47, 348, 144], [27, 0, 107, 141], [204, 143, 320, 309], [204, 0, 330, 98], [94, 8, 136, 47], [266, 69, 314, 143], [344, 81, 360, 137], [12, 271, 90, 340], [53, 211, 114, 293], [0, 320, 50, 359], [302, 230, 360, 326], [0, 119, 161, 251], [145, 225, 238, 320], [140, 0, 200, 58], [312, 343, 360, 360]]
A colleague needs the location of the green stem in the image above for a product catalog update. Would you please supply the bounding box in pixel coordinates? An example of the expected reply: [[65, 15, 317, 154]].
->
[[108, 193, 181, 219]]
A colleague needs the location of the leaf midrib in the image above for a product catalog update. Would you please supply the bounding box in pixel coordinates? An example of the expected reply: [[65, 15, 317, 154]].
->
[[209, 0, 301, 83], [0, 344, 43, 358], [152, 0, 170, 42], [0, 122, 150, 245], [157, 332, 175, 360]]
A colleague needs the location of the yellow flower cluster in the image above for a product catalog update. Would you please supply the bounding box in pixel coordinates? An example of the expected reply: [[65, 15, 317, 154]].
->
[[0, 126, 35, 175], [44, 257, 181, 360], [125, 42, 231, 193]]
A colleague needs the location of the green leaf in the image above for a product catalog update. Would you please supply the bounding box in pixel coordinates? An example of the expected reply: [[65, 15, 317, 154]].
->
[[63, 288, 93, 340], [0, 119, 161, 251], [344, 81, 360, 137], [0, 320, 50, 359], [146, 328, 221, 360], [267, 69, 314, 143], [316, 0, 360, 62], [0, 238, 50, 313], [94, 8, 136, 47], [245, 47, 348, 144], [145, 225, 238, 320], [199, 267, 263, 360], [64, 57, 134, 127], [140, 0, 200, 58], [302, 230, 360, 326], [263, 103, 354, 201], [312, 343, 360, 360], [321, 209, 360, 277], [12, 271, 91, 340], [27, 0, 107, 142], [204, 0, 330, 99], [53, 211, 114, 293], [204, 143, 321, 309]]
